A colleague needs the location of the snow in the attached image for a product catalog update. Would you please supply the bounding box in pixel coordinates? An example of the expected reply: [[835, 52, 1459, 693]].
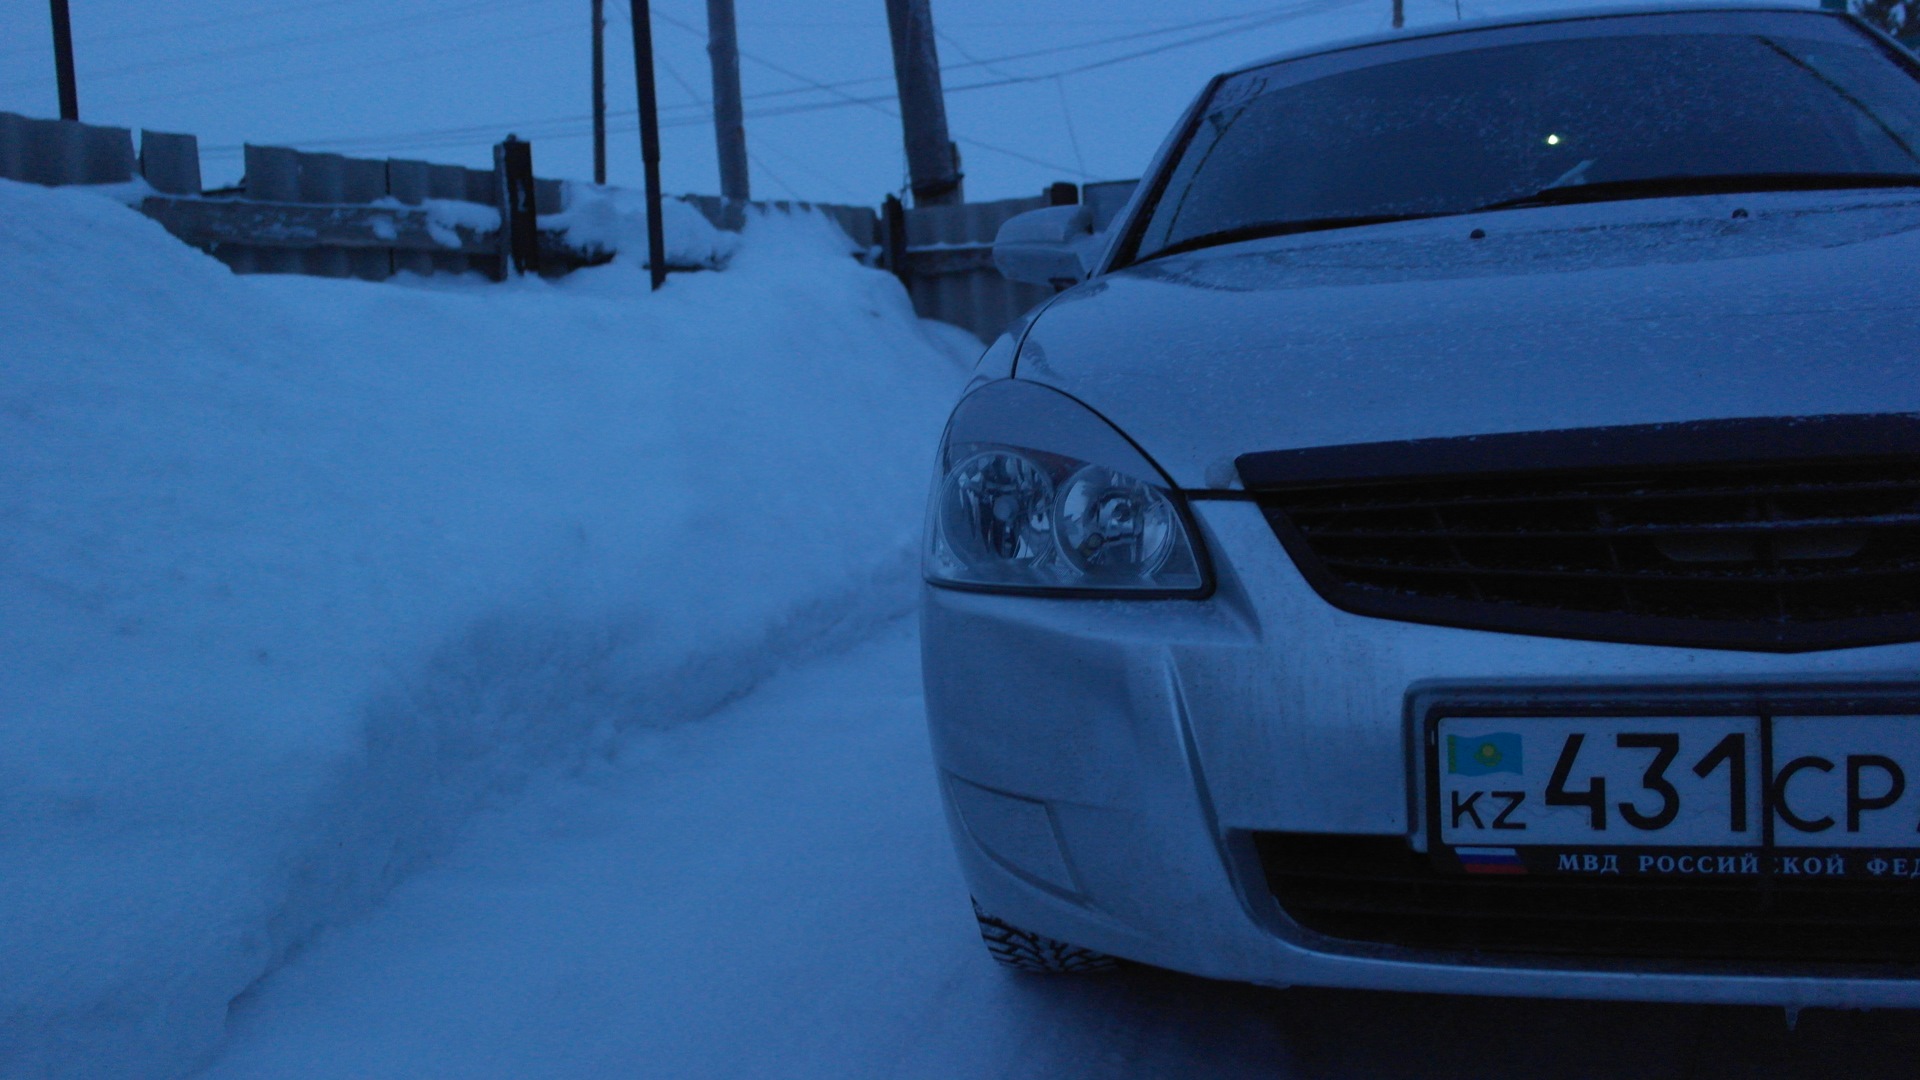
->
[[187, 623, 1315, 1079], [191, 622, 1920, 1079], [0, 177, 971, 1079], [199, 623, 969, 1078], [541, 183, 742, 270]]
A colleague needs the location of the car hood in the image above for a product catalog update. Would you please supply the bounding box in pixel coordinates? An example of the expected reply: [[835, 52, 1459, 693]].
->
[[1013, 191, 1920, 490]]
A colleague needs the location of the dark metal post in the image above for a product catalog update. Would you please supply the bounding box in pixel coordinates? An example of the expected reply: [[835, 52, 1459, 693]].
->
[[592, 0, 607, 186], [706, 0, 750, 226], [1392, 0, 1405, 28], [884, 0, 962, 206], [882, 193, 908, 285], [628, 0, 668, 290], [49, 0, 78, 121], [494, 135, 541, 278]]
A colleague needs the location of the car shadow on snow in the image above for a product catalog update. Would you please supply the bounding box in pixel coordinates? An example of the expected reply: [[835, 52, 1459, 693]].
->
[[1002, 964, 1920, 1079]]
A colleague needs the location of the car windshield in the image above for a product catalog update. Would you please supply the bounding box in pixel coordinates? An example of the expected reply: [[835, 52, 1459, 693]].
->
[[1129, 13, 1920, 262]]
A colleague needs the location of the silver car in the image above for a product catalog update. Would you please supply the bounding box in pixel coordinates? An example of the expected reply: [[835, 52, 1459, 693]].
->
[[921, 4, 1920, 1007]]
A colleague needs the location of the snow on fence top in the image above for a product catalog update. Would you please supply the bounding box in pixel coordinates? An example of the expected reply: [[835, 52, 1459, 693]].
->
[[1, 109, 1138, 342], [0, 112, 849, 283]]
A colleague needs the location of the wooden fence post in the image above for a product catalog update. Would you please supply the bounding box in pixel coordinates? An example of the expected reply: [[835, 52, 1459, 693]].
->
[[884, 0, 962, 206], [628, 0, 668, 291], [49, 0, 78, 120], [882, 193, 908, 286], [706, 0, 750, 227], [493, 135, 540, 278], [592, 0, 608, 186]]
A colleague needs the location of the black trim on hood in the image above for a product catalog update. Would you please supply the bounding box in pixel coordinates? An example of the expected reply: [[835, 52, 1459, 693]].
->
[[1237, 414, 1920, 489], [1239, 415, 1920, 653]]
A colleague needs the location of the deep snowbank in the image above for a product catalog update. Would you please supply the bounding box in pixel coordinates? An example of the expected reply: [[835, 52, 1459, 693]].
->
[[0, 179, 970, 1078]]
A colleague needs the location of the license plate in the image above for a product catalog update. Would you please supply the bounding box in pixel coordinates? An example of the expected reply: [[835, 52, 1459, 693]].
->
[[1432, 714, 1920, 878]]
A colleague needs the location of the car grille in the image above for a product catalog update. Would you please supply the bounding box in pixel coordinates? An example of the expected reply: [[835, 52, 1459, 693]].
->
[[1254, 833, 1920, 966], [1239, 418, 1920, 651]]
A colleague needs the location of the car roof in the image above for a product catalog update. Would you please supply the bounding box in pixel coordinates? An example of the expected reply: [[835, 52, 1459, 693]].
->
[[1229, 2, 1838, 77]]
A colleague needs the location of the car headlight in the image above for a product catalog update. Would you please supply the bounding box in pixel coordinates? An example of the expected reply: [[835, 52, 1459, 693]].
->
[[924, 379, 1208, 596]]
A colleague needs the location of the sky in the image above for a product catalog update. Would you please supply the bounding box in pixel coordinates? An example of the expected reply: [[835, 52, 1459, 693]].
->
[[0, 0, 1783, 206]]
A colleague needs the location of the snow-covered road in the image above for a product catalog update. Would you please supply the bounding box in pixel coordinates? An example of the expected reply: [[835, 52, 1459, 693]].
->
[[195, 623, 1919, 1079]]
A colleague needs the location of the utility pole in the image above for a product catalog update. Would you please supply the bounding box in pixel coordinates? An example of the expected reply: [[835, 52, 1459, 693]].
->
[[1392, 0, 1405, 28], [592, 0, 607, 185], [706, 0, 750, 224], [884, 0, 962, 206], [49, 0, 78, 121], [627, 0, 667, 290]]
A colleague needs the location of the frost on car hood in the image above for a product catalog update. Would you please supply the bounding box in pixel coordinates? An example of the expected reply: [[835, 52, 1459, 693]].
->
[[1015, 191, 1920, 490]]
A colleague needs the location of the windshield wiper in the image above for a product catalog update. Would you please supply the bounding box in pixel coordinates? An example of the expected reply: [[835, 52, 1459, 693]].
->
[[1135, 173, 1920, 263], [1475, 172, 1920, 212], [1143, 212, 1446, 261]]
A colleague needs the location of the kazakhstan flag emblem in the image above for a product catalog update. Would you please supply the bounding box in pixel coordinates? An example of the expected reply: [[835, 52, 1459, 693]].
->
[[1447, 733, 1523, 776]]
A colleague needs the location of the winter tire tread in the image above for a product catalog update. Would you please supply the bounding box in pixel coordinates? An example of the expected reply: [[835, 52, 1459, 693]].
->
[[972, 899, 1117, 973]]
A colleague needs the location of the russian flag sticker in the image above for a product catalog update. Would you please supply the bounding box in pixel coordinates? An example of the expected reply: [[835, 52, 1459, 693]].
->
[[1456, 846, 1526, 875]]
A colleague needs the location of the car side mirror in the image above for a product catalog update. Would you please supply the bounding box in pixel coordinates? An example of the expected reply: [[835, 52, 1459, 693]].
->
[[993, 205, 1097, 288]]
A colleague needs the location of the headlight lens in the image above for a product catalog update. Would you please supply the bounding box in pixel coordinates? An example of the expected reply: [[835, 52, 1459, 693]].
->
[[939, 449, 1056, 568], [1054, 464, 1177, 578], [924, 380, 1207, 596]]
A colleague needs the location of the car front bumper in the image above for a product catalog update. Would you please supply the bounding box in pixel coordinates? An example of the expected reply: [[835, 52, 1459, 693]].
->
[[921, 498, 1920, 1008]]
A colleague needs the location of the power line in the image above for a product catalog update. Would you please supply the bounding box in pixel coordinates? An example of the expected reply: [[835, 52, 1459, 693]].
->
[[653, 54, 709, 108], [745, 0, 1349, 103], [0, 0, 373, 60], [985, 3, 1336, 84], [648, 2, 1331, 126], [938, 26, 1086, 175], [100, 20, 575, 113], [651, 47, 797, 201], [745, 146, 802, 200], [651, 8, 1092, 177], [197, 0, 1349, 176], [934, 28, 1022, 81], [610, 3, 1304, 110], [1055, 78, 1089, 178], [652, 9, 880, 112], [910, 5, 1304, 78], [744, 134, 866, 204], [0, 0, 549, 91], [200, 3, 1301, 151], [953, 134, 1089, 179]]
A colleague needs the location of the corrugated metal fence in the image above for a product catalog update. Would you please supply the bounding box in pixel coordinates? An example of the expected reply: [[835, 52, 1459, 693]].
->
[[0, 111, 569, 281], [897, 194, 1053, 344], [892, 179, 1137, 343], [0, 109, 140, 187], [217, 145, 551, 279], [2, 109, 1137, 343]]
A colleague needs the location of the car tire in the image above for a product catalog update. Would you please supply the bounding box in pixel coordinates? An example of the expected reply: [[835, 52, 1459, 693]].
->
[[972, 898, 1117, 973]]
